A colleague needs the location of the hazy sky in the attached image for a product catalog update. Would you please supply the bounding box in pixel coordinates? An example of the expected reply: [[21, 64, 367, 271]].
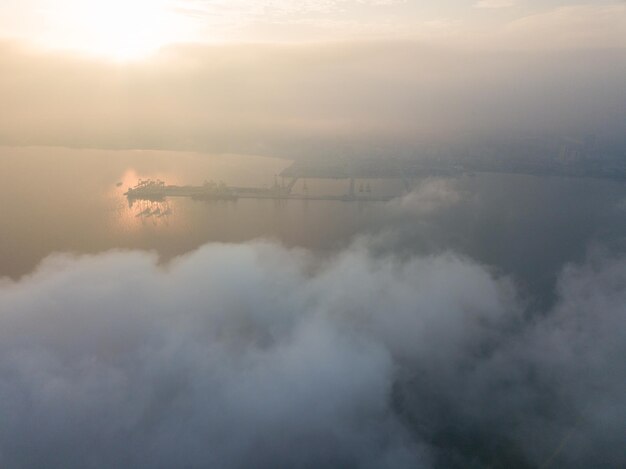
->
[[1, 1, 625, 59], [2, 40, 625, 155]]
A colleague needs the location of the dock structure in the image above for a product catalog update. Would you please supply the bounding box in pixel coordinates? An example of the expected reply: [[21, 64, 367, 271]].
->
[[124, 177, 395, 203]]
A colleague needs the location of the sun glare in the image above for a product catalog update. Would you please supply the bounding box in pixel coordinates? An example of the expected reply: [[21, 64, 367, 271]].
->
[[48, 0, 187, 61]]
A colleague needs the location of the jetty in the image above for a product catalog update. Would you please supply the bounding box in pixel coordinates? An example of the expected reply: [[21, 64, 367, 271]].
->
[[124, 177, 395, 203]]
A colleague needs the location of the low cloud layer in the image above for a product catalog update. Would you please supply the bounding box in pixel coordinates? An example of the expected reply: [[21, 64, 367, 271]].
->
[[0, 240, 624, 468]]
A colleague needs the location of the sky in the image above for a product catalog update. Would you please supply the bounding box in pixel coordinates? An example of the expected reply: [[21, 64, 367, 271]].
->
[[0, 0, 625, 59]]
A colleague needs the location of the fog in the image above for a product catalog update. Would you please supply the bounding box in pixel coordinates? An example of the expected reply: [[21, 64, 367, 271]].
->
[[1, 41, 625, 157], [0, 239, 623, 468], [2, 18, 626, 468]]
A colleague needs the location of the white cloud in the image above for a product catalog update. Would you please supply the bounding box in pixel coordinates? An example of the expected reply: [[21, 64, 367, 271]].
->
[[0, 240, 624, 467]]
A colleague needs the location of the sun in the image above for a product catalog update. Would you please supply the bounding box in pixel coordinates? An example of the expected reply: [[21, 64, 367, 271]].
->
[[46, 0, 189, 61]]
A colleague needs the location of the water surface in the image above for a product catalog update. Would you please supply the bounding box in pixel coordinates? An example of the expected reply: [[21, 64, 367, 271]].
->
[[2, 145, 626, 306]]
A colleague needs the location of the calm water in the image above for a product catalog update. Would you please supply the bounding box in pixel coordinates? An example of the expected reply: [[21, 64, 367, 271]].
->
[[2, 145, 626, 303], [0, 146, 395, 278]]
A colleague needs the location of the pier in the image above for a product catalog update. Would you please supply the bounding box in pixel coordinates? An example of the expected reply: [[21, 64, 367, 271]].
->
[[124, 177, 396, 203]]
